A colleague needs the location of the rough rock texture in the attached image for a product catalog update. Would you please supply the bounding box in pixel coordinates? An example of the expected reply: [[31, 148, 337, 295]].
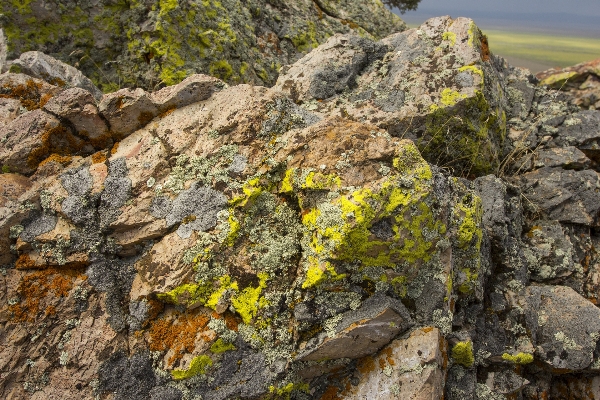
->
[[3, 16, 600, 400], [0, 0, 405, 92], [537, 58, 600, 110]]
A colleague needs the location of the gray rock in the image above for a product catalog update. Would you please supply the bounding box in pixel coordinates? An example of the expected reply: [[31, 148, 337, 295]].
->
[[523, 220, 576, 282], [150, 74, 223, 112], [554, 111, 600, 158], [20, 212, 57, 242], [298, 293, 413, 361], [0, 28, 7, 73], [487, 369, 530, 395], [11, 51, 102, 100], [517, 146, 592, 172], [149, 386, 183, 400], [98, 352, 157, 400], [516, 167, 600, 226], [521, 285, 600, 371]]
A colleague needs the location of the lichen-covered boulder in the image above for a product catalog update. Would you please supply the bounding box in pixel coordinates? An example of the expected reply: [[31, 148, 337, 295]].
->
[[275, 16, 509, 176], [5, 14, 600, 400], [0, 60, 485, 398], [0, 0, 405, 91]]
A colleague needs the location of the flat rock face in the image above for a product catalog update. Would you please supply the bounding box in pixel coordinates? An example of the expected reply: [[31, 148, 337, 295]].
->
[[323, 327, 447, 400], [520, 285, 600, 371], [11, 51, 103, 100], [298, 294, 412, 361], [1, 0, 405, 91]]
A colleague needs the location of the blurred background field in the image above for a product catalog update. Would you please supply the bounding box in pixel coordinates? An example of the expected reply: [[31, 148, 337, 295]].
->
[[399, 0, 600, 73]]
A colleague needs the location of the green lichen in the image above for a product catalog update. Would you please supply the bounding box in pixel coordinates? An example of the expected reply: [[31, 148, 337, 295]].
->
[[1, 165, 10, 174], [502, 352, 534, 365], [451, 341, 474, 367], [539, 71, 577, 88], [419, 90, 505, 177], [171, 355, 213, 380], [439, 88, 467, 107], [210, 338, 236, 354], [288, 21, 318, 53], [455, 193, 483, 250], [268, 382, 310, 399], [458, 65, 484, 82], [209, 60, 234, 81]]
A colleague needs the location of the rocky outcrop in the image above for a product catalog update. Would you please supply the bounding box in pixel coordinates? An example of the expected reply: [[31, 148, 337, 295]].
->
[[2, 16, 600, 400], [537, 58, 600, 110], [0, 0, 405, 92]]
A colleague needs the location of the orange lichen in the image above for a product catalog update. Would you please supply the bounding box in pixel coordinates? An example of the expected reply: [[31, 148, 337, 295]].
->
[[148, 311, 210, 365], [481, 35, 490, 62], [0, 79, 55, 111], [27, 125, 83, 170], [38, 153, 73, 168], [356, 356, 376, 375], [15, 254, 38, 270], [92, 151, 108, 164], [159, 106, 177, 118], [320, 385, 341, 400], [111, 142, 120, 155], [211, 311, 240, 332], [8, 267, 84, 322]]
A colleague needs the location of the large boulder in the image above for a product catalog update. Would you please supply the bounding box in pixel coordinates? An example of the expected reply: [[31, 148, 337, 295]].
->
[[0, 0, 405, 91], [275, 16, 511, 176]]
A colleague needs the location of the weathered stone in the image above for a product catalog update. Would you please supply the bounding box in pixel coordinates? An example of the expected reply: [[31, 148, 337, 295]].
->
[[150, 74, 224, 112], [520, 285, 600, 371], [298, 294, 413, 361], [43, 88, 110, 145], [0, 73, 63, 113], [98, 87, 159, 138], [516, 146, 592, 172], [336, 327, 447, 400], [552, 110, 600, 163], [0, 109, 87, 175], [537, 58, 600, 110], [0, 28, 7, 73], [523, 220, 576, 282], [515, 167, 600, 226], [276, 16, 508, 176], [0, 97, 22, 126], [11, 51, 102, 100]]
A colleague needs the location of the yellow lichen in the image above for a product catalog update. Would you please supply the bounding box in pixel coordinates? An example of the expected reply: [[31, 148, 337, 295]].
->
[[502, 352, 534, 365], [171, 355, 213, 380], [451, 341, 474, 367]]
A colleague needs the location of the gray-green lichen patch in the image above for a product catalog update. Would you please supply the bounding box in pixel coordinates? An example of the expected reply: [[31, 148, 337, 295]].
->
[[165, 184, 227, 239]]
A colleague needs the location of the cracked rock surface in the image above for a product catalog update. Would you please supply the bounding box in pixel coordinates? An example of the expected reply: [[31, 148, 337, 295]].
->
[[2, 14, 600, 400]]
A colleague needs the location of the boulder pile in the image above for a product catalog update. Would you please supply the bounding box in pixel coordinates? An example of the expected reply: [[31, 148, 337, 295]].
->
[[2, 14, 600, 400]]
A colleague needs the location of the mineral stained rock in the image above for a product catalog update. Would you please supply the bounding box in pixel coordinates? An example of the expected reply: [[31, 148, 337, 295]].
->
[[2, 14, 600, 400], [0, 0, 405, 91]]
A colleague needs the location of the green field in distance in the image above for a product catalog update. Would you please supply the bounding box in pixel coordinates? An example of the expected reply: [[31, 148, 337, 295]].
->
[[485, 30, 600, 73]]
